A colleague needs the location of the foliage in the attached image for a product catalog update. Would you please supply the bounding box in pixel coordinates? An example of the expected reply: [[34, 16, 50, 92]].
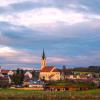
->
[[73, 66, 100, 73], [12, 69, 24, 85], [46, 80, 96, 89]]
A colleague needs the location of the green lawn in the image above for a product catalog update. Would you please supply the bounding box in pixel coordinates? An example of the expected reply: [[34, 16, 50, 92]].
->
[[0, 88, 42, 94], [0, 88, 100, 100]]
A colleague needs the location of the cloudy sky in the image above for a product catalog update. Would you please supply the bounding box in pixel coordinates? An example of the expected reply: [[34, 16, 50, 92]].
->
[[0, 0, 100, 69]]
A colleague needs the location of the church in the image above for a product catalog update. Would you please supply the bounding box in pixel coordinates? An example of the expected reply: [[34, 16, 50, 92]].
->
[[39, 50, 61, 81]]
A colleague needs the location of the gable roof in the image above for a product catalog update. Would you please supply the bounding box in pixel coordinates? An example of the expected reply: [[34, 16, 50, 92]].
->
[[1, 70, 9, 74], [40, 66, 60, 72], [41, 66, 54, 72], [52, 68, 60, 72], [1, 70, 14, 75]]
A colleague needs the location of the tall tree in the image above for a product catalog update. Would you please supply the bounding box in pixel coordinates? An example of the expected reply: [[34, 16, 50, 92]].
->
[[12, 69, 24, 85]]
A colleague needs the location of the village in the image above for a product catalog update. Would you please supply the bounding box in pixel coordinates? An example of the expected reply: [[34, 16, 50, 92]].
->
[[0, 50, 100, 91]]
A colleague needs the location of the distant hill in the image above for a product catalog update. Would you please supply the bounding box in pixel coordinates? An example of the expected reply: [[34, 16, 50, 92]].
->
[[73, 66, 100, 73]]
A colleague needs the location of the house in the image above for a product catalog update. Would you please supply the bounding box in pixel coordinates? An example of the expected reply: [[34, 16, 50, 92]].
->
[[0, 74, 11, 88], [60, 68, 73, 80], [0, 67, 14, 76], [1, 70, 14, 76], [24, 71, 33, 79], [45, 86, 80, 91], [39, 50, 61, 81], [67, 74, 88, 80], [0, 76, 11, 88], [0, 67, 12, 86]]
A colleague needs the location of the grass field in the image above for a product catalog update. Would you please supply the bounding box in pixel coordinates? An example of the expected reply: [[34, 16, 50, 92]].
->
[[0, 88, 100, 100]]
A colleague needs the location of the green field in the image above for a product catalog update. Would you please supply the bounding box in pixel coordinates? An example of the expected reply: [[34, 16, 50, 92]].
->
[[0, 88, 100, 100]]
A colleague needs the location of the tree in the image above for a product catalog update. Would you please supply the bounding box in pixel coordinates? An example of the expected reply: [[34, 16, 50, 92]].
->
[[0, 77, 10, 88], [12, 69, 24, 85]]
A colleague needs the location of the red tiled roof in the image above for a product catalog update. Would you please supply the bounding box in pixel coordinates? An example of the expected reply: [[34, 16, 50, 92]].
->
[[52, 68, 60, 72], [41, 66, 60, 72], [40, 66, 55, 72], [1, 70, 10, 74]]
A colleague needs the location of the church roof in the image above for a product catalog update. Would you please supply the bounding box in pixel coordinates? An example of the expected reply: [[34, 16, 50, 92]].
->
[[52, 68, 60, 72], [42, 49, 46, 60], [40, 66, 60, 72]]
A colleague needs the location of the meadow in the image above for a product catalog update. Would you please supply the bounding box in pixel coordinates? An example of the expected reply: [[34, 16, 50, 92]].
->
[[0, 88, 100, 100]]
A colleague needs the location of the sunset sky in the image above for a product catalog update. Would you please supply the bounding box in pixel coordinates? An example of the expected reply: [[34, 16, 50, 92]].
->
[[0, 0, 100, 69]]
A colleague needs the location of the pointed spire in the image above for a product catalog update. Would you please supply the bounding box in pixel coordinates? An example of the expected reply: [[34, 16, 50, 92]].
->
[[42, 49, 46, 60], [41, 49, 46, 69]]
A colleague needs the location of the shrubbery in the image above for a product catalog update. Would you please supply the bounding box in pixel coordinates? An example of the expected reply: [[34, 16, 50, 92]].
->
[[46, 79, 96, 89]]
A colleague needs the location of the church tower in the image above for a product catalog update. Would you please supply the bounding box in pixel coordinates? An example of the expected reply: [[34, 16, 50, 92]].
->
[[41, 49, 46, 70]]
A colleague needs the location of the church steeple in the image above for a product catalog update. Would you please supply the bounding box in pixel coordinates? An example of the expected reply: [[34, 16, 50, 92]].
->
[[41, 49, 46, 70], [42, 49, 46, 60]]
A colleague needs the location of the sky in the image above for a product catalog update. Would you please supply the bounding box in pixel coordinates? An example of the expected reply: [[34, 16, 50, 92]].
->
[[0, 0, 100, 69]]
